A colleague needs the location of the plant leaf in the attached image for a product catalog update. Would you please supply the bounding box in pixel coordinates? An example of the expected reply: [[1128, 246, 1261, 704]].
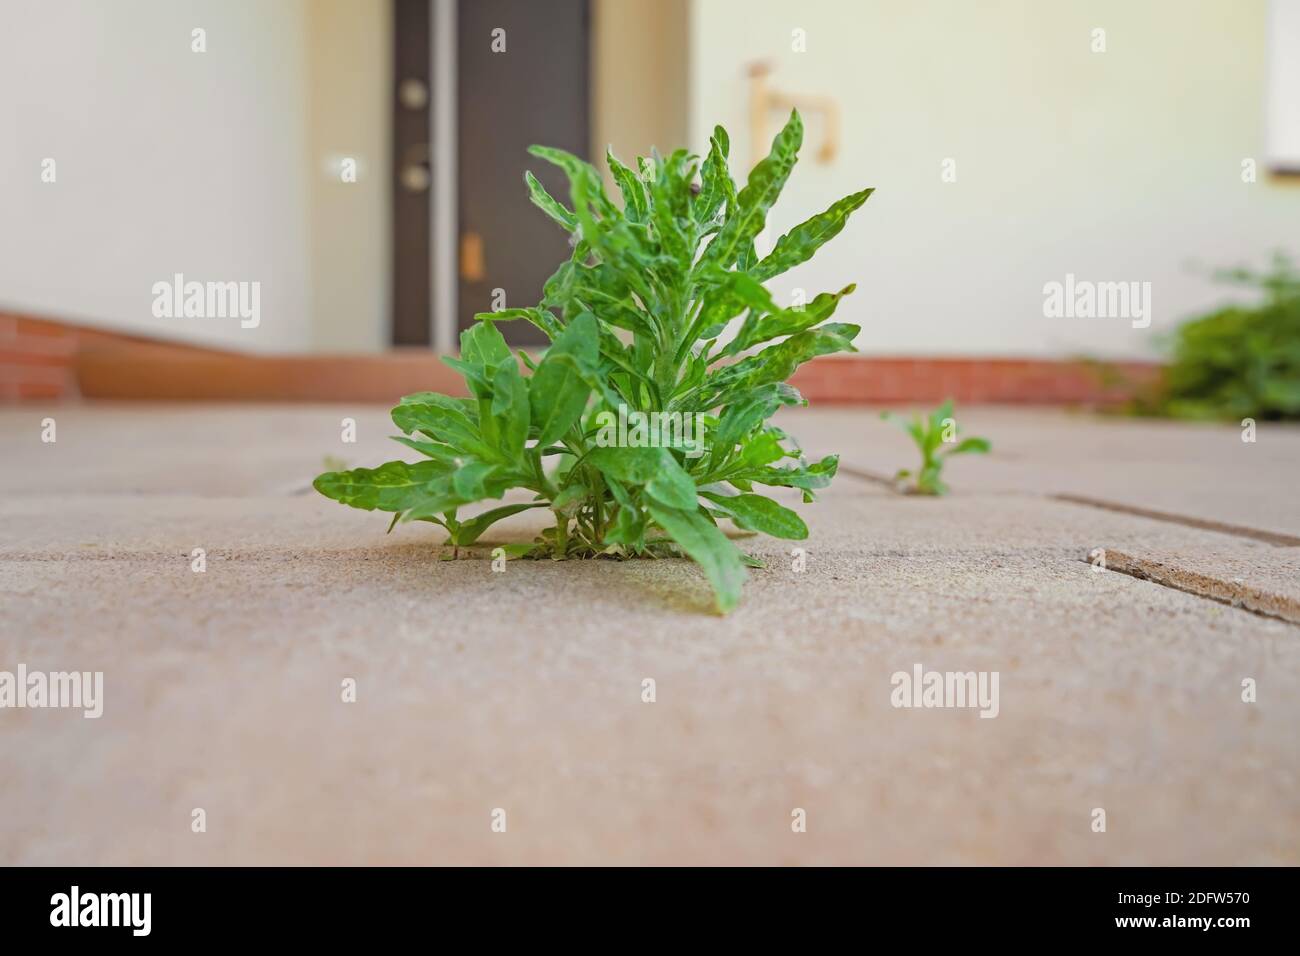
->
[[750, 188, 874, 282], [491, 360, 530, 459], [529, 311, 598, 445], [701, 491, 808, 540], [722, 283, 857, 357], [698, 110, 802, 274], [606, 148, 648, 221], [314, 460, 451, 512], [746, 454, 839, 491], [714, 385, 789, 450], [452, 460, 499, 500], [945, 436, 991, 456], [460, 320, 513, 369], [646, 502, 747, 613], [393, 394, 496, 461], [695, 126, 731, 224], [525, 170, 578, 231], [454, 503, 547, 546], [390, 435, 461, 463], [475, 307, 563, 340], [588, 445, 698, 510]]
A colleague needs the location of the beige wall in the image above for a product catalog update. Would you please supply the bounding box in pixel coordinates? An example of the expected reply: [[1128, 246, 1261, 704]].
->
[[592, 0, 689, 181], [307, 0, 391, 352], [689, 0, 1300, 359]]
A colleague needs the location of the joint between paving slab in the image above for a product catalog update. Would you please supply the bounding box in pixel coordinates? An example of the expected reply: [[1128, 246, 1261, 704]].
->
[[1056, 494, 1300, 548], [1084, 549, 1300, 626]]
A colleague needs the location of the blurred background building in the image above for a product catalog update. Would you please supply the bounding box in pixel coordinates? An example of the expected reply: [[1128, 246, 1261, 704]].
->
[[1, 0, 1297, 403]]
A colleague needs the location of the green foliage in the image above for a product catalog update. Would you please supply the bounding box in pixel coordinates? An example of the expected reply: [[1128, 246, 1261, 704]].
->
[[881, 400, 990, 496], [1156, 255, 1300, 421], [314, 111, 873, 612]]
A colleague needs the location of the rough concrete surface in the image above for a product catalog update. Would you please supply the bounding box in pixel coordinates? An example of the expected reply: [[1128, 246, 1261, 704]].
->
[[1, 404, 1297, 865]]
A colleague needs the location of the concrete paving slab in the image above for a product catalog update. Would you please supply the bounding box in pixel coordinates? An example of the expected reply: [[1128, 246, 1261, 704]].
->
[[0, 404, 402, 497], [7, 403, 1297, 538], [3, 404, 1298, 866], [3, 492, 1297, 865], [781, 406, 1300, 538]]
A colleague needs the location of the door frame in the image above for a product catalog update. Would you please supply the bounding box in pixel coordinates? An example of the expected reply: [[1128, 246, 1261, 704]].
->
[[430, 0, 458, 351]]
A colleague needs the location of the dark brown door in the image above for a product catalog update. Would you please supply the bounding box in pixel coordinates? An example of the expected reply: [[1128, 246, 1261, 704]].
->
[[456, 0, 590, 346], [391, 0, 432, 346]]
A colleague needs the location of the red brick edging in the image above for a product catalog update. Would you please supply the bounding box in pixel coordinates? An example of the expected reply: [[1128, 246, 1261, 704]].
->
[[2, 313, 1161, 406], [790, 356, 1161, 405]]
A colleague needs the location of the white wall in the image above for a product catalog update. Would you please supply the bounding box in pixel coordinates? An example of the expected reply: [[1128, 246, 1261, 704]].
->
[[0, 0, 389, 354], [1267, 0, 1300, 169], [689, 0, 1300, 359]]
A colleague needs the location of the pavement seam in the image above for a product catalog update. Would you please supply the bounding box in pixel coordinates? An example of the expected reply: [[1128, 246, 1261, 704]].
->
[[1055, 493, 1300, 547], [1083, 549, 1300, 626]]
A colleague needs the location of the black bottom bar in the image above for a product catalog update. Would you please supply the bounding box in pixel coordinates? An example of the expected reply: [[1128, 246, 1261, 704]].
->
[[0, 866, 1288, 941]]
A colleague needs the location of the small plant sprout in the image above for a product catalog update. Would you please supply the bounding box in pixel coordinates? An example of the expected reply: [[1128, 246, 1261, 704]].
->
[[314, 111, 874, 613], [881, 400, 990, 496]]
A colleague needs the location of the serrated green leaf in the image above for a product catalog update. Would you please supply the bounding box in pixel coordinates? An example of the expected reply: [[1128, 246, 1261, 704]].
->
[[695, 126, 731, 224], [649, 156, 694, 268], [750, 188, 874, 282], [715, 385, 789, 449], [708, 323, 859, 402], [525, 170, 578, 231], [313, 460, 451, 512], [736, 429, 787, 468], [392, 395, 496, 461], [606, 148, 648, 221], [722, 283, 857, 357], [698, 110, 802, 273], [747, 454, 839, 491]]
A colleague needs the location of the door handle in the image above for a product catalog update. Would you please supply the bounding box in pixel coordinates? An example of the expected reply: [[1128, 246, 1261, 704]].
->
[[460, 231, 486, 282]]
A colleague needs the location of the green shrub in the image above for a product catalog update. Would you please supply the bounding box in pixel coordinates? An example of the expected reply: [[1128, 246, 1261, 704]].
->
[[1158, 254, 1300, 421]]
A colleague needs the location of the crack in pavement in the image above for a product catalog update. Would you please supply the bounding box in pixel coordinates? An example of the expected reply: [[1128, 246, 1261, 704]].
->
[[1084, 548, 1300, 626]]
